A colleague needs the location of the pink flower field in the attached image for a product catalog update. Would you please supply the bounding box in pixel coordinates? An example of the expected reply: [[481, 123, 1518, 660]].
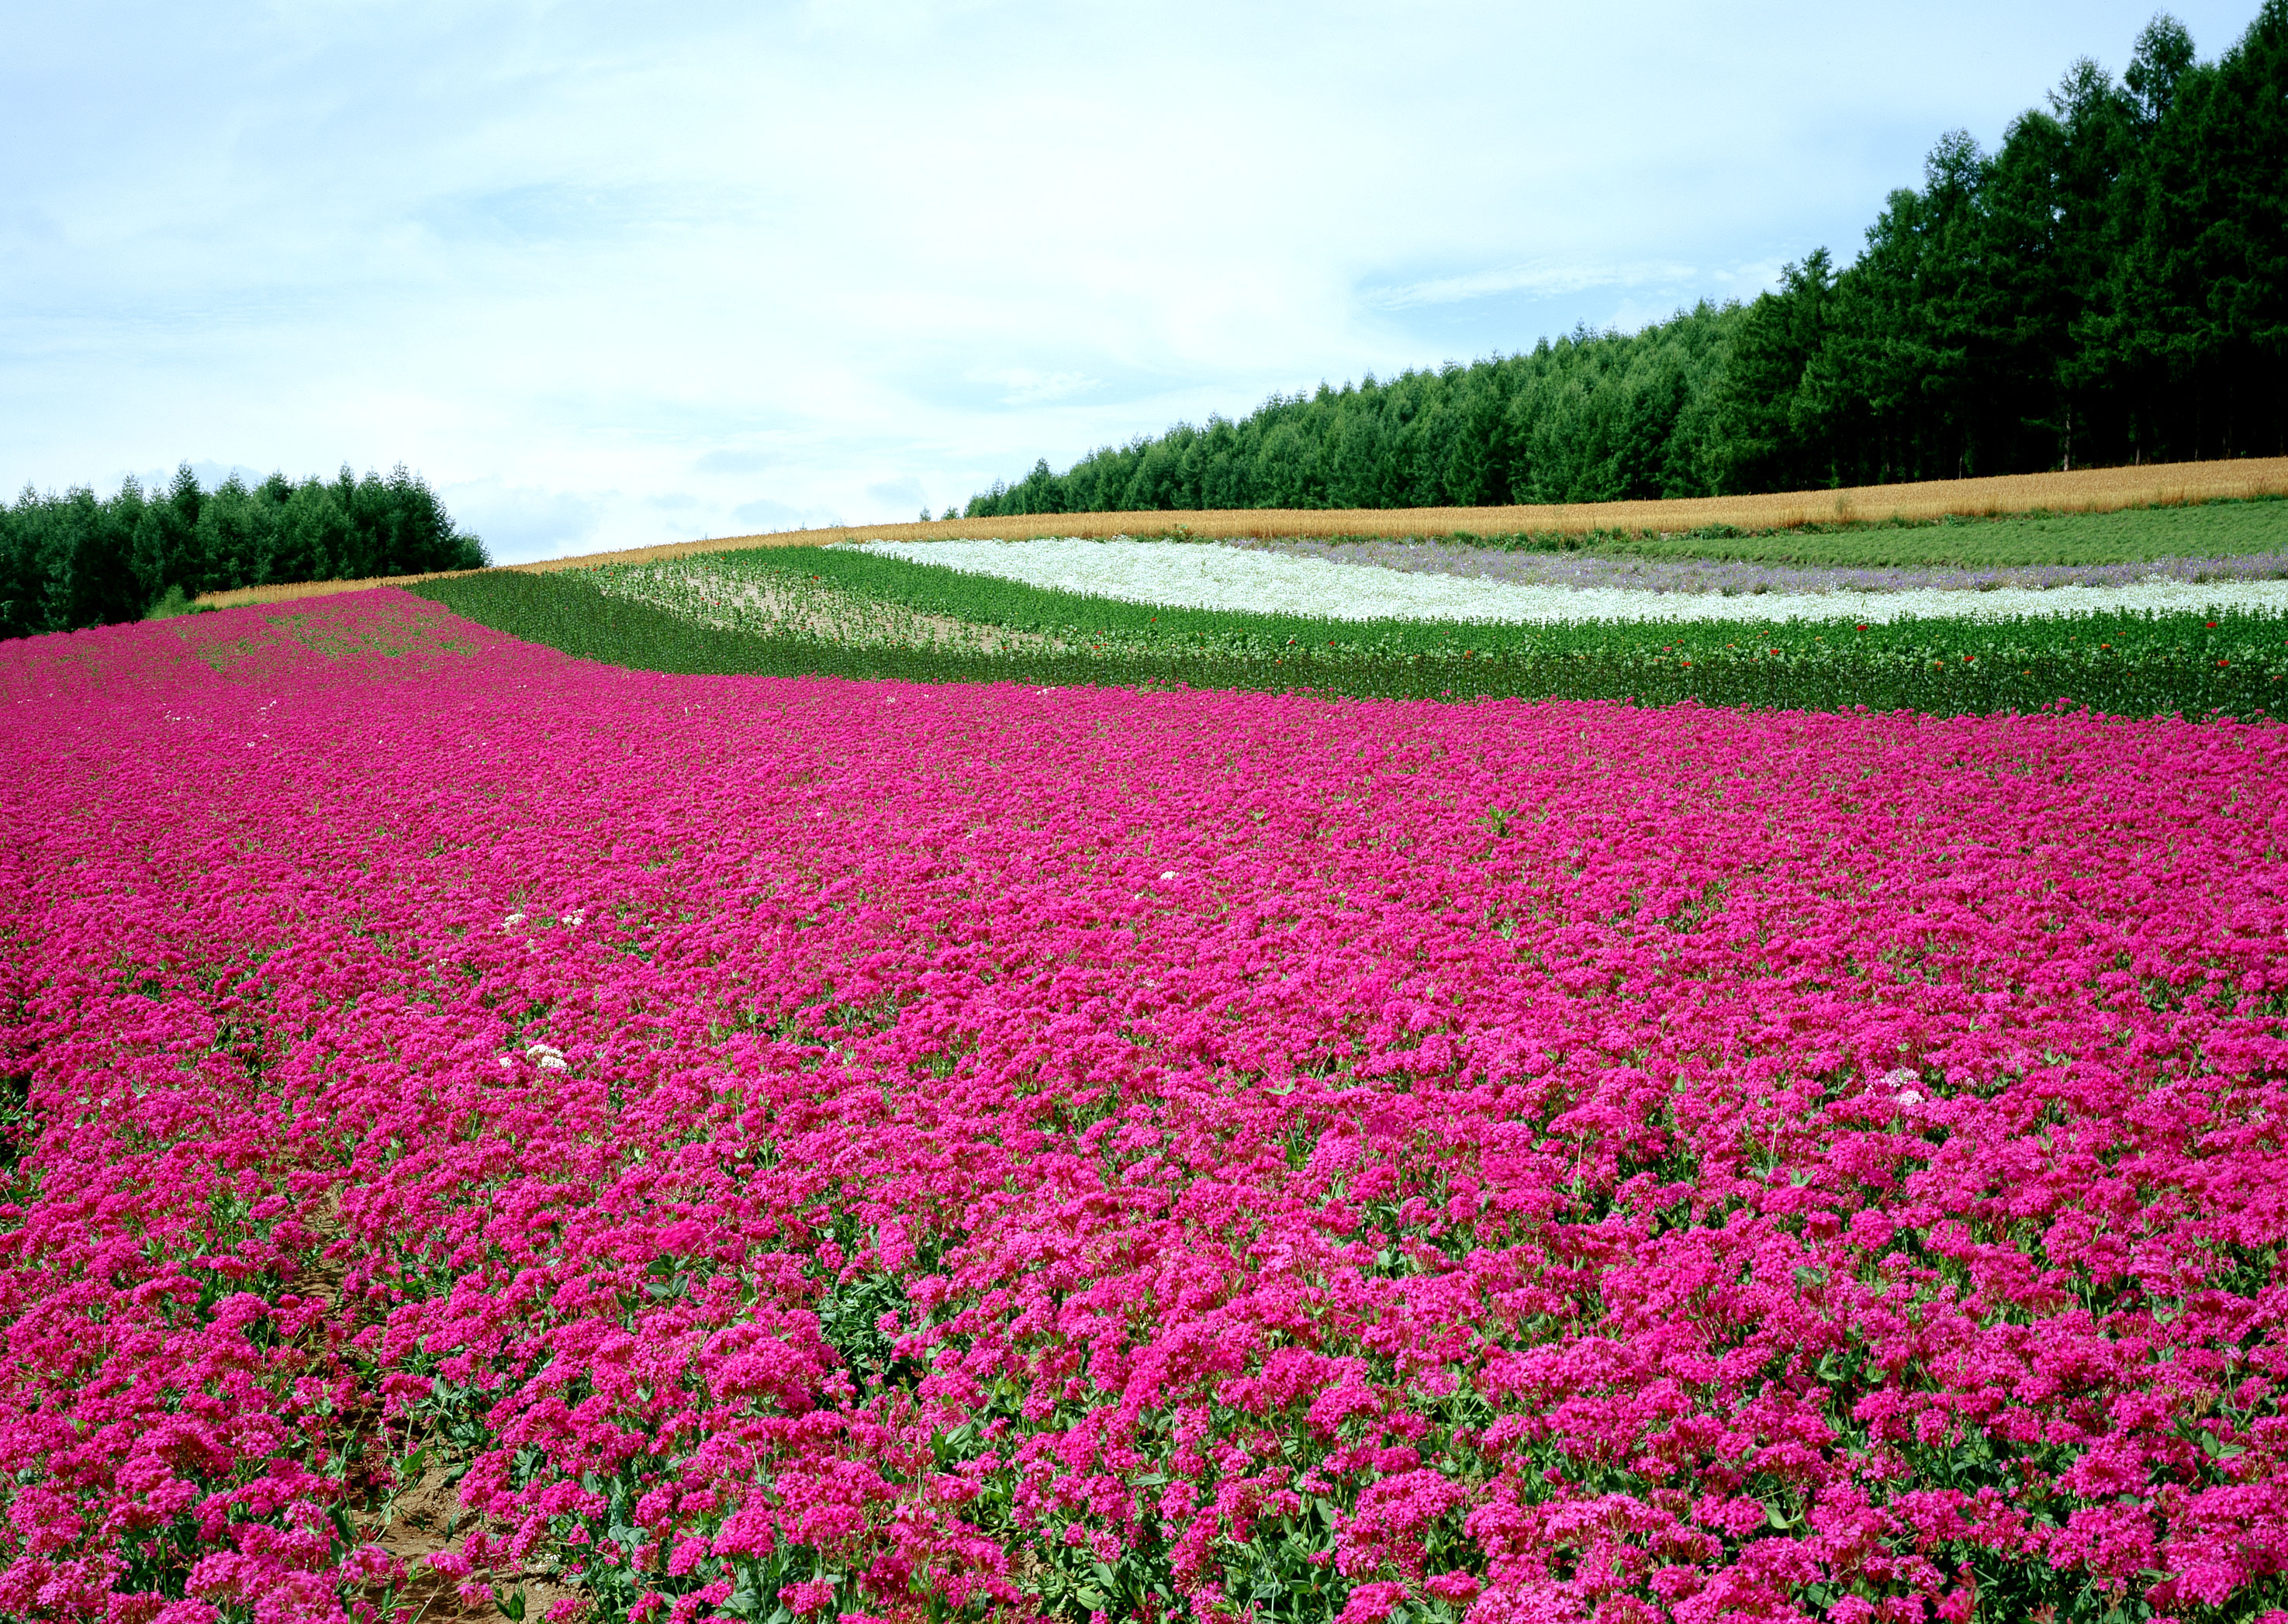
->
[[3, 589, 2286, 1624]]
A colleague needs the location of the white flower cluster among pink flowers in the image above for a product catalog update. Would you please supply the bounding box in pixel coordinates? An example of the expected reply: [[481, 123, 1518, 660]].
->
[[2, 591, 2285, 1624]]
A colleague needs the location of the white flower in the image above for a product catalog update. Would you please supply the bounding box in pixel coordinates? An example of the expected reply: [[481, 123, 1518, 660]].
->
[[860, 538, 2288, 626], [1160, 870, 1179, 881], [525, 1042, 567, 1071], [503, 910, 526, 929]]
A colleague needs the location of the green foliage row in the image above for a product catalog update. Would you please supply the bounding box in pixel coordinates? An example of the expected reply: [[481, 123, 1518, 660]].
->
[[966, 5, 2288, 515], [412, 555, 2288, 723], [0, 464, 486, 642]]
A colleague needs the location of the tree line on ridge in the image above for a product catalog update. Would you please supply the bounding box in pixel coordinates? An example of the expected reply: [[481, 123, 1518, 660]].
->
[[0, 465, 487, 641], [965, 5, 2286, 519]]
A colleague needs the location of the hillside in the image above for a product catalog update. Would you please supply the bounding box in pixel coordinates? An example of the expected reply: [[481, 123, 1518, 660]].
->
[[192, 457, 2288, 611], [963, 5, 2288, 517]]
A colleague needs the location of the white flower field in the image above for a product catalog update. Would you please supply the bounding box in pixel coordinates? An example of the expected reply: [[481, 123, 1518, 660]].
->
[[863, 537, 2288, 625]]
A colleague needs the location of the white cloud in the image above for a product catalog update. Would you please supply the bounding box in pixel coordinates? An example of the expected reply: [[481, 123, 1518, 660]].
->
[[1367, 261, 1702, 312], [1, 0, 2262, 556], [693, 448, 776, 475], [441, 480, 606, 566], [731, 496, 844, 534], [866, 475, 928, 512], [966, 368, 1097, 405]]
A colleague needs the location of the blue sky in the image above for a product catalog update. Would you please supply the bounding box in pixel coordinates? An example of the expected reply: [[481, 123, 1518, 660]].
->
[[1, 1, 2263, 562]]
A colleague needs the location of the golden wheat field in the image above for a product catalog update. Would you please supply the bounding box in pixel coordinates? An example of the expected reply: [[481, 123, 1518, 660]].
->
[[195, 455, 2288, 610]]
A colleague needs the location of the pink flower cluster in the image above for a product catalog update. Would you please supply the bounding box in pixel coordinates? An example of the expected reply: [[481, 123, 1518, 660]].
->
[[2, 590, 2285, 1623]]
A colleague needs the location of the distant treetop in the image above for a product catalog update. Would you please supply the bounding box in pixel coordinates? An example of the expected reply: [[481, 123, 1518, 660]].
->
[[966, 3, 2287, 519], [1, 463, 487, 641]]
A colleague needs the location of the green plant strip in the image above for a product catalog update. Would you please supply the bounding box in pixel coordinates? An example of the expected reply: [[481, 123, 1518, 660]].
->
[[1100, 499, 2288, 568], [1471, 497, 2288, 568], [413, 560, 2288, 721]]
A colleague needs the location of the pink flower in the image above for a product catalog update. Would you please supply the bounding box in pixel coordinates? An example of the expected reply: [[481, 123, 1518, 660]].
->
[[1334, 1581, 1409, 1624], [10, 592, 2286, 1622], [781, 1580, 835, 1615]]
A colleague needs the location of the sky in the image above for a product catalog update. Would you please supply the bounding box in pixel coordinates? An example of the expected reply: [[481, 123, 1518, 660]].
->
[[2, 1, 2266, 563]]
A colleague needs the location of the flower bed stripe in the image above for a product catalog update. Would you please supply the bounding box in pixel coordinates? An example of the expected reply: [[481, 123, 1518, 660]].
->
[[861, 538, 2288, 625]]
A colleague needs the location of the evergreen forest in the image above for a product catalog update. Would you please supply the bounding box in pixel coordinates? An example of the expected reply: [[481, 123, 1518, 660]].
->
[[966, 5, 2288, 518], [0, 465, 487, 641]]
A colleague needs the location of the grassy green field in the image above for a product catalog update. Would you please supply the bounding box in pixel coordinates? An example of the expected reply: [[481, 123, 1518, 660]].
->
[[413, 551, 2288, 722], [1456, 495, 2288, 565]]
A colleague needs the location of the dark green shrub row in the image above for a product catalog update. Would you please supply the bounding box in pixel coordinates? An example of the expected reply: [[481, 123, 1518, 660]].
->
[[1, 465, 486, 641]]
